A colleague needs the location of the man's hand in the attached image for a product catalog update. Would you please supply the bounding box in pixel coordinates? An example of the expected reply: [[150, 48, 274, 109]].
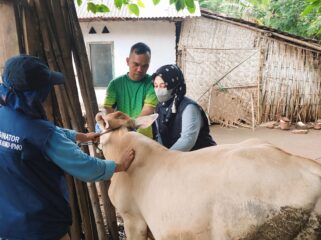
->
[[103, 107, 114, 115], [115, 148, 135, 172], [139, 105, 155, 117]]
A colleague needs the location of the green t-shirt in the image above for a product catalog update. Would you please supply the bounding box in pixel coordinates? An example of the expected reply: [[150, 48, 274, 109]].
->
[[103, 74, 158, 138]]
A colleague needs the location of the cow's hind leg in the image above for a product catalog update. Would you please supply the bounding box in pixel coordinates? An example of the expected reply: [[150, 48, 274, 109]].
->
[[294, 212, 321, 240], [122, 213, 148, 240], [240, 206, 311, 240]]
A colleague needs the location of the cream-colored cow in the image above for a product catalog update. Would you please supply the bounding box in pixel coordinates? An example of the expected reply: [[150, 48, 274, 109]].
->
[[96, 112, 321, 240]]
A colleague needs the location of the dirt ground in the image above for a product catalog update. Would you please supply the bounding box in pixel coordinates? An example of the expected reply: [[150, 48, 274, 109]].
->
[[210, 125, 321, 162]]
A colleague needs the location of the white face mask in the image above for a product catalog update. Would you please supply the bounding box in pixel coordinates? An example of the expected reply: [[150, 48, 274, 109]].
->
[[155, 88, 173, 102]]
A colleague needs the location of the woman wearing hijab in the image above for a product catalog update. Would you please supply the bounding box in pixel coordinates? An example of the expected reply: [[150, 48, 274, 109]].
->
[[152, 64, 216, 151]]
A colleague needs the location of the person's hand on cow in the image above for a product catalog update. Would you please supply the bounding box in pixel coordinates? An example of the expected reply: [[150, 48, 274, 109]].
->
[[115, 148, 135, 172], [76, 132, 100, 143]]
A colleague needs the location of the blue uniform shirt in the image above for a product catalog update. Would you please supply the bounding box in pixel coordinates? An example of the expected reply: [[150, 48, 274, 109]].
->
[[45, 126, 116, 182], [0, 106, 116, 240]]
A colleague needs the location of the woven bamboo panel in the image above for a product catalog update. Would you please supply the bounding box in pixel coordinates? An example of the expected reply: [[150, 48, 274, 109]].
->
[[205, 86, 257, 127], [179, 45, 260, 127], [178, 17, 262, 127], [260, 39, 321, 122], [179, 18, 259, 50], [182, 48, 260, 102], [179, 17, 321, 125]]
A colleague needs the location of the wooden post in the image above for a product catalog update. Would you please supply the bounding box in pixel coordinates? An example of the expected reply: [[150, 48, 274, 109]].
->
[[257, 38, 266, 124], [0, 0, 20, 76]]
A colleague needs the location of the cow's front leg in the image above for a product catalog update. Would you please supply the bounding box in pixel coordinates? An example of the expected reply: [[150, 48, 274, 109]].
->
[[122, 213, 148, 240]]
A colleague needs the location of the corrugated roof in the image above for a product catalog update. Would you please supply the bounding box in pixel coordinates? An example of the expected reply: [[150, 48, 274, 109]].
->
[[76, 0, 201, 20], [201, 9, 321, 52]]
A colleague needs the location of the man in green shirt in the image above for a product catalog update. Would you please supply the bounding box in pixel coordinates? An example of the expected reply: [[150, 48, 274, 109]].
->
[[103, 42, 157, 138]]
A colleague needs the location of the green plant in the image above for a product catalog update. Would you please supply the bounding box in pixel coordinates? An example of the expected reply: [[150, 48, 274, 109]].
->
[[76, 0, 197, 16]]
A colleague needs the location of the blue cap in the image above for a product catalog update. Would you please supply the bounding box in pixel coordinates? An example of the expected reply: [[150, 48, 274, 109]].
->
[[2, 55, 64, 91]]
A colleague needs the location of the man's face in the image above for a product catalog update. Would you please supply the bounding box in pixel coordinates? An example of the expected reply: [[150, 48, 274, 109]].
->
[[126, 52, 150, 81]]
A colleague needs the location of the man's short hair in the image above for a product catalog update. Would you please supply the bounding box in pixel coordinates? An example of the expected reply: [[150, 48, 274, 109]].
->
[[130, 42, 151, 55]]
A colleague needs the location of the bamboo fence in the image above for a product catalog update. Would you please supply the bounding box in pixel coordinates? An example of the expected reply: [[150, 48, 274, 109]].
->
[[0, 0, 118, 239], [178, 15, 321, 127], [260, 39, 321, 123]]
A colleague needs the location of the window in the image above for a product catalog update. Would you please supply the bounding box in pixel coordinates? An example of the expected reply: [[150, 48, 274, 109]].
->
[[89, 43, 114, 87]]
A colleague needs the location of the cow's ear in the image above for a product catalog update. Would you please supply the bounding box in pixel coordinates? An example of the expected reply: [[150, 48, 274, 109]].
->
[[134, 113, 158, 129], [95, 112, 110, 130]]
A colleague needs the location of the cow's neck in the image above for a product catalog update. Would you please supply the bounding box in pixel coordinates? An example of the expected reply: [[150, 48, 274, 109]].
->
[[108, 130, 170, 196], [104, 129, 168, 168], [123, 131, 170, 171]]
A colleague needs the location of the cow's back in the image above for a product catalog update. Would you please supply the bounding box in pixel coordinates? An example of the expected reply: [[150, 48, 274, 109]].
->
[[104, 132, 321, 240], [169, 140, 321, 239]]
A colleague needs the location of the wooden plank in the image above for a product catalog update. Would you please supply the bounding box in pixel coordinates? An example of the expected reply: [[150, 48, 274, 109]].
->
[[0, 0, 19, 79]]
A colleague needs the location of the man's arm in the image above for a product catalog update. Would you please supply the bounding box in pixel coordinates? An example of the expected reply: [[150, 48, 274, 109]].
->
[[139, 105, 155, 117], [103, 107, 115, 115], [105, 105, 153, 117], [140, 78, 158, 116], [103, 79, 116, 114]]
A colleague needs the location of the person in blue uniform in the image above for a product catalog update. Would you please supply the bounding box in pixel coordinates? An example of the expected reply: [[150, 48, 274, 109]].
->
[[0, 55, 134, 240], [152, 64, 216, 151]]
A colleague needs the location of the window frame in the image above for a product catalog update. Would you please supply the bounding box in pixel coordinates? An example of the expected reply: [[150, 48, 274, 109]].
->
[[87, 41, 115, 88]]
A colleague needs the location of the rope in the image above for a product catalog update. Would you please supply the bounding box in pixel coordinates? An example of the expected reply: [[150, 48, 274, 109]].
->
[[78, 141, 102, 152]]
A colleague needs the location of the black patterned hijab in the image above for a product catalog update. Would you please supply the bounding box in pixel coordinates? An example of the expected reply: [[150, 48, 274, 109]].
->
[[152, 64, 186, 126]]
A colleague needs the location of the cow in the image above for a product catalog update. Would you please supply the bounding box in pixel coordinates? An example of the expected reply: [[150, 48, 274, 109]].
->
[[96, 112, 321, 240]]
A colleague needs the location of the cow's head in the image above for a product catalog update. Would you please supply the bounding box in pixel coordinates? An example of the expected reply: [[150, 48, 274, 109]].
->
[[95, 111, 158, 160], [96, 111, 135, 132], [95, 111, 158, 132]]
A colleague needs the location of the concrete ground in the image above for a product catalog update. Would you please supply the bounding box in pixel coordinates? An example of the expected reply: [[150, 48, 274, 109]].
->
[[210, 125, 321, 161]]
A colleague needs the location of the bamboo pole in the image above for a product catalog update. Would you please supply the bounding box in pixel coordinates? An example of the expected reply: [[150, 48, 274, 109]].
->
[[251, 93, 255, 131], [66, 175, 82, 240], [21, 0, 39, 55], [0, 0, 20, 69], [87, 182, 107, 240], [98, 181, 119, 240], [31, 0, 104, 238], [65, 0, 120, 238], [65, 0, 118, 237], [256, 39, 265, 123], [65, 0, 99, 129]]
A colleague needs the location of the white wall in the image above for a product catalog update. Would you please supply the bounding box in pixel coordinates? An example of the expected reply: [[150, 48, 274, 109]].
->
[[79, 20, 176, 107]]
